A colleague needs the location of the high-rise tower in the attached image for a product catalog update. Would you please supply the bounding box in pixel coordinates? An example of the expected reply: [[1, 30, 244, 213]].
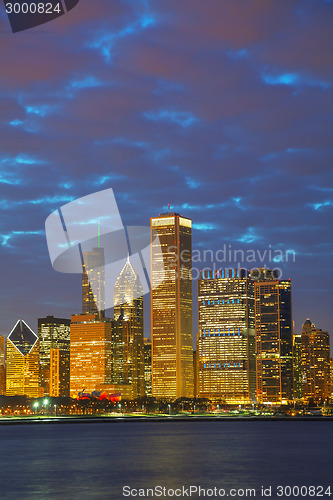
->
[[38, 316, 70, 396], [254, 271, 293, 404], [82, 246, 105, 317], [150, 213, 193, 399], [6, 319, 39, 397], [197, 268, 256, 403], [70, 313, 112, 397], [113, 258, 145, 399], [301, 318, 330, 403], [0, 335, 5, 395]]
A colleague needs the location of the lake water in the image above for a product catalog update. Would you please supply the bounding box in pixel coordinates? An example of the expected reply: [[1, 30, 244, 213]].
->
[[0, 420, 331, 499]]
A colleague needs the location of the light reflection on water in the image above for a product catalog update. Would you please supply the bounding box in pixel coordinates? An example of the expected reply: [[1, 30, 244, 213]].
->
[[0, 421, 331, 499]]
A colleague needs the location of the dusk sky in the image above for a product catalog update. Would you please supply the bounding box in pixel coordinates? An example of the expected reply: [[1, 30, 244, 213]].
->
[[0, 0, 332, 343]]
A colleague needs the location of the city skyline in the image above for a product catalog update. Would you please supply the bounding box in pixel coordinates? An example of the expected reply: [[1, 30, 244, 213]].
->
[[0, 207, 331, 352], [0, 1, 332, 343]]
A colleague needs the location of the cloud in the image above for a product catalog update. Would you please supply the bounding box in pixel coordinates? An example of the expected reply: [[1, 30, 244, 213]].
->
[[143, 110, 199, 127], [262, 71, 330, 89], [1, 230, 44, 248]]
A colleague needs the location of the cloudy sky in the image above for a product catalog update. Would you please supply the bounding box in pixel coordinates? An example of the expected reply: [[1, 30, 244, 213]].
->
[[0, 0, 332, 342]]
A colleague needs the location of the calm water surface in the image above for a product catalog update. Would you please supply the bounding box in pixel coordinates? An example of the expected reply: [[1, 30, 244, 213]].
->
[[0, 421, 331, 499]]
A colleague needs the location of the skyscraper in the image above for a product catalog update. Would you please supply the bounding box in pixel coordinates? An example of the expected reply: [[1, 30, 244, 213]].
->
[[197, 268, 256, 404], [113, 258, 145, 399], [255, 273, 293, 404], [293, 333, 303, 400], [82, 246, 105, 317], [0, 335, 5, 395], [150, 213, 193, 399], [301, 319, 330, 403], [70, 313, 112, 397], [144, 338, 152, 397], [6, 320, 39, 397], [38, 316, 70, 396], [49, 348, 70, 397]]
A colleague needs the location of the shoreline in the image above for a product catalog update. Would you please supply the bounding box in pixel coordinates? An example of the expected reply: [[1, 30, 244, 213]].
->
[[0, 414, 332, 425]]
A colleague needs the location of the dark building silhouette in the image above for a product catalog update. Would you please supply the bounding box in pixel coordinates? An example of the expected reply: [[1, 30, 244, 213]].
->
[[254, 270, 293, 404]]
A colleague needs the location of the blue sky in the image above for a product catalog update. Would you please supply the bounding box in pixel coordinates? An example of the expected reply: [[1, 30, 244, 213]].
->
[[0, 0, 332, 341]]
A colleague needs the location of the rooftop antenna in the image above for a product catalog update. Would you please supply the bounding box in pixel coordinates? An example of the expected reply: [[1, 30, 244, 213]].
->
[[168, 203, 170, 213], [98, 222, 101, 248]]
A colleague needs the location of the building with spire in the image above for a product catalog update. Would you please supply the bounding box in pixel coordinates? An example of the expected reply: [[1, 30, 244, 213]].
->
[[301, 318, 330, 403], [6, 320, 39, 397], [82, 245, 105, 318], [150, 212, 193, 399], [113, 257, 145, 399]]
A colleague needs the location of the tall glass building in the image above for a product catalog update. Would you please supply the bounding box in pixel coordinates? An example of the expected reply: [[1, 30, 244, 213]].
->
[[197, 268, 256, 404], [38, 316, 70, 396], [255, 273, 293, 404], [150, 213, 193, 399], [301, 318, 330, 403], [113, 258, 145, 399], [6, 319, 39, 397], [0, 335, 5, 395], [82, 246, 105, 318], [70, 313, 112, 397]]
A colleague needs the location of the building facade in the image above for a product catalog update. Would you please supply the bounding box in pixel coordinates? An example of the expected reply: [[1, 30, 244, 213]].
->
[[144, 338, 152, 397], [82, 246, 105, 317], [197, 268, 256, 404], [49, 348, 70, 397], [150, 213, 193, 399], [293, 334, 303, 400], [301, 319, 330, 403], [70, 314, 112, 397], [6, 320, 39, 397], [38, 316, 70, 396], [0, 335, 5, 395], [113, 258, 145, 399], [255, 275, 293, 404]]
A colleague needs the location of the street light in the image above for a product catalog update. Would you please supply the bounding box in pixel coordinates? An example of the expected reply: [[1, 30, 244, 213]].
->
[[33, 402, 39, 414], [168, 404, 171, 415], [54, 404, 57, 416], [43, 399, 49, 415]]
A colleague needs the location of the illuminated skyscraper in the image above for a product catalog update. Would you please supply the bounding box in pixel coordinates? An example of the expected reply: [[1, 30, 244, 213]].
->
[[0, 335, 5, 395], [113, 258, 145, 399], [50, 348, 70, 397], [197, 268, 256, 404], [150, 213, 193, 399], [330, 358, 333, 403], [6, 320, 39, 397], [82, 246, 105, 317], [330, 358, 333, 402], [144, 338, 152, 397], [293, 334, 303, 400], [38, 316, 70, 396], [70, 313, 112, 397], [301, 318, 330, 403], [255, 273, 293, 404]]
